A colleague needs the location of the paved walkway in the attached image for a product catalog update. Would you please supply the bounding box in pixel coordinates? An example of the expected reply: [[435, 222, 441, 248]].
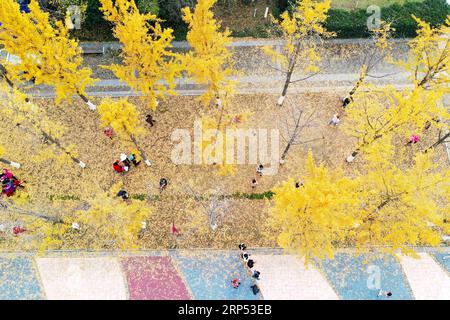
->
[[0, 249, 448, 300]]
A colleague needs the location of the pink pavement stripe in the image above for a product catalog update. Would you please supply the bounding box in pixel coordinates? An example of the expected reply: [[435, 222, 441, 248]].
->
[[122, 256, 191, 300]]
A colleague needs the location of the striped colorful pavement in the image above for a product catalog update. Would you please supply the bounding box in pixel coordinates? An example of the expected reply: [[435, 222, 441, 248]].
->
[[0, 249, 448, 300]]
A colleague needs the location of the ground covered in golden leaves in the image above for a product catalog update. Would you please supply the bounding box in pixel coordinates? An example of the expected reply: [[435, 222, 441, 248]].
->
[[0, 92, 445, 250]]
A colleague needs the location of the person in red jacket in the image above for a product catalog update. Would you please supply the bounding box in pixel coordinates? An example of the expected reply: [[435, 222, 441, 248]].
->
[[113, 160, 125, 173], [104, 127, 113, 139], [231, 278, 240, 289], [12, 226, 26, 235]]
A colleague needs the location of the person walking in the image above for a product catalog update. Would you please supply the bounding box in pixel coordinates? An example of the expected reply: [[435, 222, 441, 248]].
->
[[252, 270, 261, 280], [146, 114, 155, 127], [12, 226, 26, 236], [342, 96, 353, 108], [117, 190, 129, 200], [329, 113, 340, 126], [104, 127, 113, 139], [231, 278, 241, 289], [251, 179, 258, 189], [241, 252, 250, 262], [378, 290, 392, 298], [251, 284, 260, 295], [407, 134, 420, 145], [239, 243, 247, 251], [159, 178, 168, 192], [256, 164, 264, 176]]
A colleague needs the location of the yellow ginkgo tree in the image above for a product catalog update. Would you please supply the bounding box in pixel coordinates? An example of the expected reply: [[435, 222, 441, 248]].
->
[[0, 80, 86, 168], [343, 21, 394, 107], [0, 182, 152, 252], [269, 150, 450, 265], [182, 0, 237, 107], [394, 15, 450, 151], [0, 0, 97, 110], [37, 182, 152, 251], [263, 0, 334, 106], [98, 98, 152, 166], [268, 151, 359, 264], [342, 85, 449, 162], [100, 0, 182, 110], [352, 149, 450, 257], [396, 15, 450, 90]]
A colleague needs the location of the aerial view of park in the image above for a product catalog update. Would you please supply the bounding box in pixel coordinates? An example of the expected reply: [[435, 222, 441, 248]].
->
[[0, 0, 448, 304]]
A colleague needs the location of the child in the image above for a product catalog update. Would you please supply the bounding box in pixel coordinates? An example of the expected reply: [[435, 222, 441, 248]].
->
[[329, 114, 340, 126]]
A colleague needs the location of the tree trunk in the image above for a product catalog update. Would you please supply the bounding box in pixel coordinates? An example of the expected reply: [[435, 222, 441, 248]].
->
[[348, 70, 367, 98], [0, 64, 31, 103], [16, 209, 64, 224], [130, 134, 151, 166], [0, 72, 85, 168], [347, 133, 384, 162], [278, 42, 301, 106], [77, 92, 97, 111], [42, 132, 86, 168], [278, 70, 293, 106], [281, 140, 294, 160], [425, 131, 450, 152], [213, 101, 225, 143], [0, 201, 64, 224], [0, 158, 21, 169]]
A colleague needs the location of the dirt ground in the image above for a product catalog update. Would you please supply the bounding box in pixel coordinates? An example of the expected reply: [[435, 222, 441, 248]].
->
[[7, 93, 351, 198]]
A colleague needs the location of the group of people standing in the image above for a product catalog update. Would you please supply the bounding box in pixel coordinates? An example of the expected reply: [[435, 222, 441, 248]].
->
[[112, 152, 141, 173], [1, 168, 23, 197], [231, 243, 261, 295]]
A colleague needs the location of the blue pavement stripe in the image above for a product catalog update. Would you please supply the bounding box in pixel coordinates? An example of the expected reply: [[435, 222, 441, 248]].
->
[[430, 252, 450, 274], [318, 253, 414, 300], [170, 251, 261, 300], [0, 257, 44, 300]]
